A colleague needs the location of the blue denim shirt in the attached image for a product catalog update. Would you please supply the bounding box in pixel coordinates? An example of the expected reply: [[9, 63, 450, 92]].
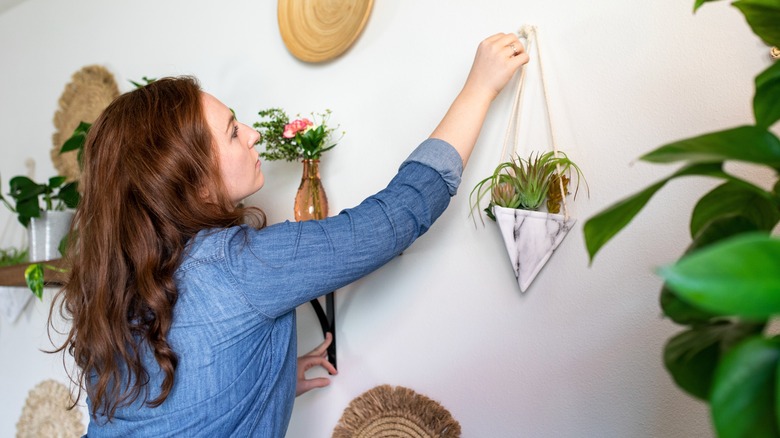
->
[[85, 138, 462, 437]]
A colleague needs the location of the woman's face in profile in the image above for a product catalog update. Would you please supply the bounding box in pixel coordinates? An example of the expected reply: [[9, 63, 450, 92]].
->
[[202, 92, 264, 204]]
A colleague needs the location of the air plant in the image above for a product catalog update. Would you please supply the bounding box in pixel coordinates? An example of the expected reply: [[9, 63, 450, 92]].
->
[[469, 151, 586, 223]]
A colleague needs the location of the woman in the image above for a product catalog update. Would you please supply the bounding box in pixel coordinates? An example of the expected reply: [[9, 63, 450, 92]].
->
[[53, 33, 528, 436]]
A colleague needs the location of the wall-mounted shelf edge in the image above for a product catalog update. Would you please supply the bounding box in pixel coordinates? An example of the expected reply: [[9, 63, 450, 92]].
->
[[0, 259, 67, 287]]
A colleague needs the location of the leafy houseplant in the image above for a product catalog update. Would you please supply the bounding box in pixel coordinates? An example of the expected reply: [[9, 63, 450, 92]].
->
[[583, 1, 780, 436], [470, 150, 587, 292], [0, 175, 79, 228], [0, 176, 77, 299]]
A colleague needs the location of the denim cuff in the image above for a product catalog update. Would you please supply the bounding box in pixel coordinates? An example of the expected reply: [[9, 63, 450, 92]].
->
[[401, 138, 463, 196]]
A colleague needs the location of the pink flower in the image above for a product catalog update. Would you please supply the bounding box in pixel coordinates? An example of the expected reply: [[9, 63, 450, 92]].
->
[[283, 118, 313, 138]]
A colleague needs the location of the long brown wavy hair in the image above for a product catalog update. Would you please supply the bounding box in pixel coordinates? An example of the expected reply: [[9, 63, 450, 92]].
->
[[50, 76, 264, 421]]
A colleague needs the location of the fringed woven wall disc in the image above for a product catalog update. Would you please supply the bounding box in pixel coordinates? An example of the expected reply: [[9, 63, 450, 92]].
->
[[15, 379, 84, 438], [332, 385, 461, 438], [52, 65, 120, 181]]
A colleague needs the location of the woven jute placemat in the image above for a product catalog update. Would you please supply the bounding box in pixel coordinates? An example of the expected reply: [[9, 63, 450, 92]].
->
[[16, 379, 84, 438], [332, 385, 461, 438]]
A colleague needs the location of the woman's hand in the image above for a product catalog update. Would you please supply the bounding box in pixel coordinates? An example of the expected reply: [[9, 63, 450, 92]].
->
[[296, 332, 337, 397], [430, 32, 529, 166], [463, 32, 529, 102]]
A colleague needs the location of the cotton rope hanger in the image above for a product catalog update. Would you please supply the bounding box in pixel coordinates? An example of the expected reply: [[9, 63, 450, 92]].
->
[[499, 24, 571, 221]]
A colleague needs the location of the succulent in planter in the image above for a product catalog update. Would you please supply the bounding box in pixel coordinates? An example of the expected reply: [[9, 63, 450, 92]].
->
[[469, 150, 586, 223], [469, 150, 587, 292]]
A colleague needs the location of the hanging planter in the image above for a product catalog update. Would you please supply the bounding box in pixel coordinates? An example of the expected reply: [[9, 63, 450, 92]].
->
[[493, 206, 576, 292], [470, 25, 587, 293], [471, 151, 585, 292]]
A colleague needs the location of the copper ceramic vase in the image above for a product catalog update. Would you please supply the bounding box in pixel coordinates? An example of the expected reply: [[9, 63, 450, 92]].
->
[[294, 159, 328, 221]]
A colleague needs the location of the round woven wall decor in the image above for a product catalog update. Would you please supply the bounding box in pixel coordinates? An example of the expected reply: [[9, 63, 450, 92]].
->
[[52, 64, 120, 182], [332, 385, 461, 438], [277, 0, 373, 63], [15, 379, 84, 438]]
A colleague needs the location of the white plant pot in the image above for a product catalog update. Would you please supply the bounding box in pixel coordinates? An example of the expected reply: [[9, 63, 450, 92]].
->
[[28, 210, 75, 262], [493, 205, 575, 293]]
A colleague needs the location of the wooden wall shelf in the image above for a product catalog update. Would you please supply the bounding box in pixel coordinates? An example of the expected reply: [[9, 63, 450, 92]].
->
[[0, 259, 67, 287]]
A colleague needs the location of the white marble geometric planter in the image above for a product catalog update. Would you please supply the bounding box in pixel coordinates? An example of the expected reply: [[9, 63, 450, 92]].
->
[[493, 205, 576, 292]]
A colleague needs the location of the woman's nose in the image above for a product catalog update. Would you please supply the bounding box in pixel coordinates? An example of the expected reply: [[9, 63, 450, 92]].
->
[[245, 123, 261, 146]]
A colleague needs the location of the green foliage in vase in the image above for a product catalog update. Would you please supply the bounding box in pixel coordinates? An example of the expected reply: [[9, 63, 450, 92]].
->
[[254, 108, 342, 162], [469, 151, 586, 223], [583, 1, 780, 436]]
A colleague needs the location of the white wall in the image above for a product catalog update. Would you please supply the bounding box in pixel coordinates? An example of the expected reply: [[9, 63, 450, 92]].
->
[[0, 0, 770, 436]]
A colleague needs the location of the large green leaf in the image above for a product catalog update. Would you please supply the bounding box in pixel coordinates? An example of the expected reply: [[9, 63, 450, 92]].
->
[[755, 62, 780, 129], [24, 264, 44, 300], [775, 179, 780, 198], [47, 176, 65, 189], [691, 215, 763, 248], [690, 181, 779, 237], [665, 322, 764, 400], [57, 182, 80, 209], [60, 121, 91, 153], [8, 176, 44, 203], [661, 216, 759, 324], [694, 0, 724, 12], [584, 163, 727, 261], [664, 323, 725, 400], [660, 285, 717, 324], [661, 285, 713, 325], [659, 233, 780, 320], [710, 336, 780, 438], [733, 0, 780, 48], [641, 126, 780, 168]]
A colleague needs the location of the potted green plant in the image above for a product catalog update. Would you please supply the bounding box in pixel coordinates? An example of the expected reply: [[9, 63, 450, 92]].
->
[[583, 1, 780, 436], [0, 174, 79, 262], [470, 150, 586, 292]]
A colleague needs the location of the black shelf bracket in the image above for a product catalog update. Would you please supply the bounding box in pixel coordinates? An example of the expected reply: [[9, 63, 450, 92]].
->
[[308, 291, 336, 370]]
